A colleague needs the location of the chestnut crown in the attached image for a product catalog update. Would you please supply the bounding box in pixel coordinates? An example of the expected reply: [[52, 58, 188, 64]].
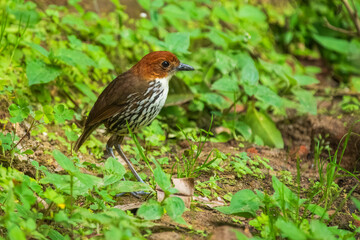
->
[[131, 51, 194, 81]]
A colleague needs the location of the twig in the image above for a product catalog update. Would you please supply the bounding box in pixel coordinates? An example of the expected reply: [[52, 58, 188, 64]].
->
[[341, 0, 360, 36], [11, 118, 36, 151], [323, 17, 357, 36]]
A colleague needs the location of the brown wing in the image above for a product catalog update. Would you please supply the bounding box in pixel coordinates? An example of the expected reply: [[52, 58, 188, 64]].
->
[[84, 70, 148, 127]]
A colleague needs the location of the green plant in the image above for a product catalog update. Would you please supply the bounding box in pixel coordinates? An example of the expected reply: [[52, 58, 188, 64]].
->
[[217, 176, 356, 239], [230, 152, 273, 179], [173, 117, 218, 178]]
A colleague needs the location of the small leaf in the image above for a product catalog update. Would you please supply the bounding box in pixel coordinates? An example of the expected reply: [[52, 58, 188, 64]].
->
[[26, 59, 61, 86], [164, 196, 186, 223], [54, 104, 74, 124], [216, 189, 261, 218], [56, 48, 96, 68], [200, 93, 230, 110], [245, 106, 284, 148], [27, 42, 49, 57], [307, 204, 329, 220], [137, 201, 164, 220]]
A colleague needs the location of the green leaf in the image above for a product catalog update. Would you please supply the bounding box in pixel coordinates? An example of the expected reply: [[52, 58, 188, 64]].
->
[[254, 85, 283, 108], [276, 218, 307, 240], [234, 121, 252, 140], [26, 59, 61, 86], [211, 76, 239, 92], [27, 42, 49, 57], [238, 5, 266, 23], [56, 48, 96, 68], [200, 93, 230, 110], [8, 99, 30, 123], [137, 0, 150, 10], [137, 200, 164, 220], [154, 164, 171, 192], [310, 220, 337, 240], [350, 76, 360, 92], [8, 226, 26, 240], [245, 107, 284, 148], [292, 88, 317, 115], [216, 189, 261, 218], [313, 35, 351, 54], [110, 181, 152, 193], [164, 196, 186, 223], [293, 75, 319, 86], [241, 59, 259, 86], [74, 82, 98, 102], [215, 51, 237, 74], [165, 32, 190, 54], [74, 172, 101, 188], [52, 150, 77, 173], [307, 204, 329, 220], [54, 104, 74, 124], [48, 229, 66, 240], [105, 157, 126, 176]]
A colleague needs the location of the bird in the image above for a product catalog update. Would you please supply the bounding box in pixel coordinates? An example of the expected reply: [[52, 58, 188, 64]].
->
[[74, 51, 194, 185]]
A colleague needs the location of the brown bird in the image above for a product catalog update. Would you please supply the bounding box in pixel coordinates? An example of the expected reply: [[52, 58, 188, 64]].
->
[[74, 51, 194, 184]]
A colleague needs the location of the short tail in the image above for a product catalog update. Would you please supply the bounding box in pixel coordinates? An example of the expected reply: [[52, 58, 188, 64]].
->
[[73, 124, 100, 152]]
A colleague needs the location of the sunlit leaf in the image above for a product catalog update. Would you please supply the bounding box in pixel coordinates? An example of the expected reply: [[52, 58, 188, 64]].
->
[[26, 59, 61, 86]]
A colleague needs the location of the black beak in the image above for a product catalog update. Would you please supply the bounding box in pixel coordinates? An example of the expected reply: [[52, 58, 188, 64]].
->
[[177, 63, 194, 71]]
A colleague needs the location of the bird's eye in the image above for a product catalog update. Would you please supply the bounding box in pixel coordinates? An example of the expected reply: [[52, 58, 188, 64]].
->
[[161, 61, 170, 68]]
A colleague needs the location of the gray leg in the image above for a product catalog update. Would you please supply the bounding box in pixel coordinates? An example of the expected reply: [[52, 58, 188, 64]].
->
[[114, 144, 144, 183]]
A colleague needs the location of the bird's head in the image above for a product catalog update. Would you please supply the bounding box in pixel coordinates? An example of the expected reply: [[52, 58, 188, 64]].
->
[[131, 51, 194, 81]]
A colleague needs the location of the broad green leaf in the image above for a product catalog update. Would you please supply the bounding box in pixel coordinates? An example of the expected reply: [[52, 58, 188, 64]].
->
[[238, 5, 266, 23], [234, 121, 252, 140], [43, 188, 65, 204], [351, 76, 360, 92], [104, 157, 126, 176], [137, 0, 150, 10], [215, 51, 237, 74], [48, 229, 66, 240], [26, 59, 61, 86], [52, 150, 77, 173], [74, 172, 101, 188], [200, 93, 230, 110], [292, 88, 317, 115], [294, 75, 319, 86], [211, 76, 238, 92], [276, 218, 307, 240], [310, 220, 337, 240], [254, 85, 283, 108], [241, 59, 259, 86], [207, 28, 229, 49], [8, 226, 26, 240], [272, 176, 302, 208], [216, 189, 260, 217], [165, 32, 190, 54], [56, 48, 96, 68], [74, 82, 97, 102], [164, 196, 186, 223], [307, 204, 329, 220], [245, 107, 284, 148], [154, 164, 171, 192], [27, 42, 49, 57], [110, 181, 152, 193], [313, 35, 350, 54], [137, 201, 164, 220]]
